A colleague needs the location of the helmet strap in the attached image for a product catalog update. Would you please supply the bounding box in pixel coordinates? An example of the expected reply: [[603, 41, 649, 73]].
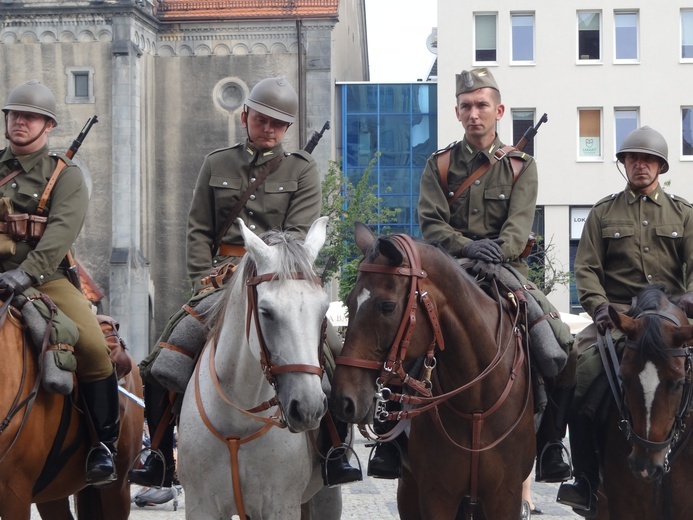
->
[[6, 116, 52, 149]]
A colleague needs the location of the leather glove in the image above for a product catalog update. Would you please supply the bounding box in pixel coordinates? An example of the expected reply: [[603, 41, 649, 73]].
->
[[594, 302, 614, 335], [678, 291, 693, 318], [470, 259, 501, 282], [0, 268, 34, 296], [459, 238, 505, 263]]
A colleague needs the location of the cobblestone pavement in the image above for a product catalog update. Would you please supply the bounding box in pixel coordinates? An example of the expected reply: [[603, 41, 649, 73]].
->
[[31, 437, 581, 519]]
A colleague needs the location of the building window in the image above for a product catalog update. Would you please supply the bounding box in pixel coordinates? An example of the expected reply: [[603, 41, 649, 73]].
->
[[615, 11, 638, 61], [578, 108, 602, 159], [512, 109, 535, 156], [511, 13, 535, 63], [578, 11, 601, 61], [475, 13, 497, 63], [683, 107, 693, 157], [65, 67, 95, 104], [683, 10, 693, 60], [614, 108, 638, 158]]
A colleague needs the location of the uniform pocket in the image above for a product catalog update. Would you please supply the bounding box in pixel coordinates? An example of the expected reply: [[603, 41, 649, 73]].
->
[[264, 180, 298, 214], [483, 184, 512, 231]]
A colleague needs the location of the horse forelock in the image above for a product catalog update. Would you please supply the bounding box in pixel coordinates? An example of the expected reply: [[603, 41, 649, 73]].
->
[[626, 285, 679, 365]]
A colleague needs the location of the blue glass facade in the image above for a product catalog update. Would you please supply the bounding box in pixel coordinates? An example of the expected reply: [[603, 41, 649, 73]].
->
[[341, 83, 438, 237]]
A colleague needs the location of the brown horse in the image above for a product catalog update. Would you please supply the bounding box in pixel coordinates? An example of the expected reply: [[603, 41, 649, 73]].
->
[[593, 286, 693, 520], [329, 223, 535, 520], [0, 304, 144, 520]]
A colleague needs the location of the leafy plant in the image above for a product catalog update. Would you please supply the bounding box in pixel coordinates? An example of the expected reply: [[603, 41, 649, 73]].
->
[[526, 235, 573, 295]]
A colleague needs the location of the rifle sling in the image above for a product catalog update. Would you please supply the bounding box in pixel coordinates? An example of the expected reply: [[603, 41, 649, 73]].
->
[[212, 154, 284, 256], [37, 158, 67, 216], [0, 169, 23, 188], [438, 145, 523, 207]]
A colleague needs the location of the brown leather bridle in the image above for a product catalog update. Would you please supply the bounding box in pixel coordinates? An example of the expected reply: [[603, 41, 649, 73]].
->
[[194, 267, 326, 520]]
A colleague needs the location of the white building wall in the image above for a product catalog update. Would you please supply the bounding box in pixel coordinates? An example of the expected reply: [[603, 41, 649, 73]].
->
[[438, 0, 693, 312]]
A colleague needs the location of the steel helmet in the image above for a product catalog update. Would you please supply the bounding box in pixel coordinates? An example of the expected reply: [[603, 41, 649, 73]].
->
[[616, 126, 668, 173], [3, 80, 58, 126], [244, 77, 298, 124]]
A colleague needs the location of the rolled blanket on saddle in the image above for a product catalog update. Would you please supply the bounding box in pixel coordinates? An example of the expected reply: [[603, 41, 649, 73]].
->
[[14, 287, 79, 395], [149, 288, 225, 394]]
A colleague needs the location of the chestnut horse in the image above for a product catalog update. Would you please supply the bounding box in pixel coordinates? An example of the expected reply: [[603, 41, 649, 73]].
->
[[330, 223, 535, 520], [0, 303, 144, 520], [594, 286, 693, 520]]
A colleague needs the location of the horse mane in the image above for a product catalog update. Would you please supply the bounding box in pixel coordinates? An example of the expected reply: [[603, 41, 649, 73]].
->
[[625, 284, 677, 364], [206, 229, 322, 345]]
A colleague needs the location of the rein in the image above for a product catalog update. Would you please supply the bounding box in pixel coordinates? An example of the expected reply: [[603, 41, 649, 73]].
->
[[193, 268, 326, 520]]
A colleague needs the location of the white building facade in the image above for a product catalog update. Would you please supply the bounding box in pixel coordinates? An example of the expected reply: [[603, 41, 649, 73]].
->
[[437, 1, 693, 313]]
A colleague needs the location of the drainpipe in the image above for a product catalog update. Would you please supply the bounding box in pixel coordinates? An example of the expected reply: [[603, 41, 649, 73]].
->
[[296, 19, 306, 149]]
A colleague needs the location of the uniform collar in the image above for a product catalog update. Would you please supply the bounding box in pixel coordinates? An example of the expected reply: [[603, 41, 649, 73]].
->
[[460, 134, 505, 163], [0, 144, 50, 173], [625, 184, 664, 206], [243, 139, 284, 166]]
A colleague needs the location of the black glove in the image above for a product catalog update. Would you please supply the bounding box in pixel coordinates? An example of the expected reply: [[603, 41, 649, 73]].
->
[[469, 259, 501, 282], [678, 292, 693, 318], [460, 238, 505, 263], [0, 268, 34, 296], [594, 302, 613, 335]]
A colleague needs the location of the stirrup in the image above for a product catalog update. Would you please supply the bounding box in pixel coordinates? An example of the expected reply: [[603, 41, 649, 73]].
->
[[322, 444, 363, 487], [85, 442, 117, 486], [128, 448, 170, 489], [536, 440, 572, 483], [366, 441, 403, 479]]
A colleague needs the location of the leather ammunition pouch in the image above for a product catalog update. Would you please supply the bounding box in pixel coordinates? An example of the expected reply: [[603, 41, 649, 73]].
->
[[1, 213, 48, 244]]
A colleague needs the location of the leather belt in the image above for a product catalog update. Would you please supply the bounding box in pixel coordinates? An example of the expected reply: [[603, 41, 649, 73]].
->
[[218, 244, 246, 257], [0, 222, 8, 234]]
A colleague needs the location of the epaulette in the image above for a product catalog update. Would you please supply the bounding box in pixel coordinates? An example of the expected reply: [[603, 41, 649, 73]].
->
[[48, 151, 74, 165], [668, 193, 692, 207], [432, 141, 457, 157], [286, 149, 312, 161], [208, 143, 242, 157], [594, 193, 618, 207], [507, 149, 532, 161]]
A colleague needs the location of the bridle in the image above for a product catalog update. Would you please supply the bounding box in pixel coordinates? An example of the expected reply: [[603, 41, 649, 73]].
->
[[194, 266, 326, 520], [600, 310, 693, 472]]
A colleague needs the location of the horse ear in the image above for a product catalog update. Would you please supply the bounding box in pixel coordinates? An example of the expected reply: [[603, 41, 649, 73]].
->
[[609, 306, 637, 335], [377, 237, 404, 265], [354, 221, 375, 254], [237, 218, 272, 263], [303, 216, 328, 263], [672, 325, 693, 346]]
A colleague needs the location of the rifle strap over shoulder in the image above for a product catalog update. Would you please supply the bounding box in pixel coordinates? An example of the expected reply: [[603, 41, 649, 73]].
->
[[37, 158, 67, 216], [437, 146, 524, 207], [212, 154, 284, 256]]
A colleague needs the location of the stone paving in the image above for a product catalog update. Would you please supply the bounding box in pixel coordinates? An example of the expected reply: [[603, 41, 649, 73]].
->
[[31, 437, 582, 519]]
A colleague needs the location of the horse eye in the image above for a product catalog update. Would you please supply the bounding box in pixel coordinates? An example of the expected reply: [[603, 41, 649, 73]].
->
[[260, 308, 274, 321], [380, 301, 396, 315]]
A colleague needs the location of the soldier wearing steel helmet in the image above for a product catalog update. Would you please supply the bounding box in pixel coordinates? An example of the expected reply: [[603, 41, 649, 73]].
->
[[0, 80, 121, 485], [556, 126, 693, 515], [131, 76, 361, 489]]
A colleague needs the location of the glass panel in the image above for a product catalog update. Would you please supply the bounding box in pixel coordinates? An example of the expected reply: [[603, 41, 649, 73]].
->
[[74, 73, 89, 97], [475, 14, 497, 62], [615, 109, 638, 154], [579, 109, 601, 157], [345, 115, 378, 168], [512, 109, 535, 156], [683, 11, 693, 59], [615, 13, 638, 60], [683, 108, 693, 156], [412, 84, 437, 114], [379, 168, 411, 195], [379, 84, 410, 113], [346, 167, 376, 190], [345, 84, 377, 112], [411, 114, 437, 167], [379, 114, 411, 167], [380, 195, 412, 225], [511, 14, 534, 62], [578, 12, 600, 60]]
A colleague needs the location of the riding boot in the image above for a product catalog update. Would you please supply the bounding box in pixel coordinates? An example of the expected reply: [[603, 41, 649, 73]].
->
[[321, 415, 362, 487], [536, 385, 574, 483], [128, 382, 175, 488], [367, 436, 403, 479], [557, 414, 599, 518], [81, 370, 120, 485]]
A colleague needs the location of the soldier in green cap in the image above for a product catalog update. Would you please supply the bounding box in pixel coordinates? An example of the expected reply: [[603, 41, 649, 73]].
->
[[557, 126, 693, 516], [130, 76, 361, 489], [0, 80, 121, 485]]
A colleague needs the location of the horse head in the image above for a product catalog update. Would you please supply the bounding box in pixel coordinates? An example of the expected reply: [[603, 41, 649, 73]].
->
[[608, 285, 693, 482], [234, 216, 329, 432]]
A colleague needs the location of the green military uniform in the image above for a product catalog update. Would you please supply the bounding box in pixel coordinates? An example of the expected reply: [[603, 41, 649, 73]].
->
[[417, 135, 537, 274], [187, 139, 321, 292], [0, 144, 112, 381], [573, 184, 693, 411]]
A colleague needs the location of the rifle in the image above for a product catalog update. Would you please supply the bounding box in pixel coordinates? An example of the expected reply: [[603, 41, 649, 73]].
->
[[303, 120, 330, 154], [515, 112, 548, 151], [62, 115, 99, 289]]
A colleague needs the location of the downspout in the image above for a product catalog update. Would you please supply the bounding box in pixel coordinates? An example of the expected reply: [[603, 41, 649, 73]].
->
[[296, 18, 306, 149]]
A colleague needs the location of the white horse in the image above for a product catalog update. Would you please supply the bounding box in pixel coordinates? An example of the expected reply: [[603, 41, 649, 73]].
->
[[178, 216, 341, 520]]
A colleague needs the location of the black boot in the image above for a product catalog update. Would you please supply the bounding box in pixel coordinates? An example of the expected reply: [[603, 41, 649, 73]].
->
[[128, 382, 175, 488], [81, 371, 120, 485], [557, 415, 599, 518], [536, 385, 574, 483], [321, 416, 362, 487], [367, 440, 402, 479]]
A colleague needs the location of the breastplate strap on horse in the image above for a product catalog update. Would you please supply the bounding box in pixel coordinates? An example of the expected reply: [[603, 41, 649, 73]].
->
[[193, 268, 326, 520]]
